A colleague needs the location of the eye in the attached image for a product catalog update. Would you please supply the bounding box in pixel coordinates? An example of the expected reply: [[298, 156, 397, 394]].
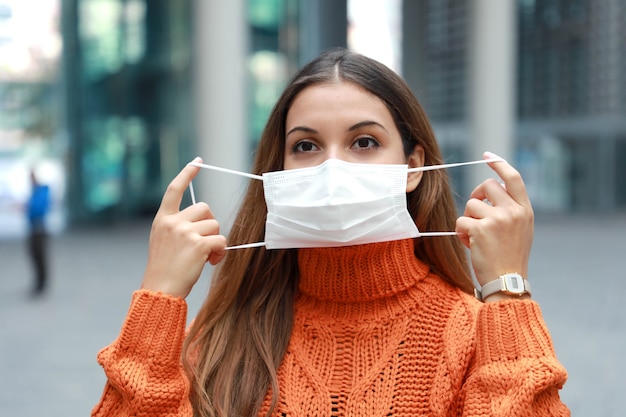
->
[[351, 136, 380, 150], [293, 140, 319, 153]]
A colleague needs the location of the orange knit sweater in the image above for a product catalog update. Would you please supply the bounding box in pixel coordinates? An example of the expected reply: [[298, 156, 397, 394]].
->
[[92, 239, 570, 416]]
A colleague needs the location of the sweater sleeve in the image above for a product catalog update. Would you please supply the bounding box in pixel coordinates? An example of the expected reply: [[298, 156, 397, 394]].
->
[[460, 299, 570, 417], [91, 290, 193, 417]]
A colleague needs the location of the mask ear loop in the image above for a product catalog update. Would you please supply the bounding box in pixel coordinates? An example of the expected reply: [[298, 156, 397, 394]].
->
[[419, 231, 459, 237], [407, 157, 505, 173], [187, 162, 263, 206], [224, 242, 266, 250], [188, 181, 197, 205], [186, 161, 266, 250], [408, 156, 505, 237], [187, 161, 264, 180], [186, 157, 506, 248]]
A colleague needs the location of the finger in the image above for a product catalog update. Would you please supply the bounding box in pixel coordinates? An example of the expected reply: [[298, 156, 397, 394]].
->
[[455, 215, 475, 248], [483, 152, 531, 207], [464, 197, 492, 219], [193, 218, 221, 237], [203, 235, 227, 265], [208, 247, 227, 266], [179, 201, 216, 222], [159, 157, 203, 215], [470, 178, 512, 208]]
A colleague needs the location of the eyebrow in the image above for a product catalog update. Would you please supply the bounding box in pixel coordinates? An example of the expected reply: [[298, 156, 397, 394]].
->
[[348, 120, 388, 133], [286, 120, 388, 137], [286, 126, 318, 137]]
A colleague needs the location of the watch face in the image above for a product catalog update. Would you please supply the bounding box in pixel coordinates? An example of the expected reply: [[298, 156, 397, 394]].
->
[[503, 273, 525, 294]]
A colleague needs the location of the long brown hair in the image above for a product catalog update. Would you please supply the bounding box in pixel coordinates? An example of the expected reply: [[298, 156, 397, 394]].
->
[[183, 48, 473, 417]]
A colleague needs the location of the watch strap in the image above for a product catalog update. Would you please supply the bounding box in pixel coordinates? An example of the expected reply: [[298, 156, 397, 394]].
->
[[474, 273, 531, 301]]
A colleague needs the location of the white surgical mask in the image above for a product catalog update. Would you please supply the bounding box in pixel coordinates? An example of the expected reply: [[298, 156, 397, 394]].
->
[[188, 156, 503, 250], [264, 159, 418, 249]]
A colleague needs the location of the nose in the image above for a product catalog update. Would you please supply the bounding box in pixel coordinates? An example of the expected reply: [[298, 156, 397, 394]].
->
[[325, 145, 348, 163]]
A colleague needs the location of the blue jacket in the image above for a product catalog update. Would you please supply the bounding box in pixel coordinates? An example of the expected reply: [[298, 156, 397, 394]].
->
[[28, 184, 50, 228]]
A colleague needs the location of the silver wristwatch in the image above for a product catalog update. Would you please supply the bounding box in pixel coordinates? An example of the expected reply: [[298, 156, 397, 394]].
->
[[474, 273, 531, 301]]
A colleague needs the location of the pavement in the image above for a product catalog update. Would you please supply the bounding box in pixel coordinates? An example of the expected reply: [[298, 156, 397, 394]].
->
[[0, 214, 624, 416]]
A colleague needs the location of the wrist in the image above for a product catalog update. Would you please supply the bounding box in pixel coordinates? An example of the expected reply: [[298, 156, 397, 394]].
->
[[474, 272, 531, 302], [482, 292, 532, 303], [141, 274, 190, 299]]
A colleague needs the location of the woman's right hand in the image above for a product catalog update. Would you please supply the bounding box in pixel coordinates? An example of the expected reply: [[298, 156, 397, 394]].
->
[[141, 157, 227, 299]]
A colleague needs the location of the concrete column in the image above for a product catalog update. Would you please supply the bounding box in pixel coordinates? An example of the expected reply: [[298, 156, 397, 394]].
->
[[298, 0, 347, 66], [61, 0, 87, 223], [468, 0, 517, 185], [193, 0, 248, 232], [597, 136, 617, 212], [401, 0, 427, 100]]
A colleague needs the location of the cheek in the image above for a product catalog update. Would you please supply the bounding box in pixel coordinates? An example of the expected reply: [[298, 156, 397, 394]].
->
[[283, 157, 295, 170], [283, 151, 310, 170], [393, 142, 411, 165]]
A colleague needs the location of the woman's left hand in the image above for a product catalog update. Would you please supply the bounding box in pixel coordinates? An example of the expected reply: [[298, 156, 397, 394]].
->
[[455, 152, 534, 291]]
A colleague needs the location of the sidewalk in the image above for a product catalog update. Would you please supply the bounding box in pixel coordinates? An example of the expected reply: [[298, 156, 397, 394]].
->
[[0, 215, 624, 416]]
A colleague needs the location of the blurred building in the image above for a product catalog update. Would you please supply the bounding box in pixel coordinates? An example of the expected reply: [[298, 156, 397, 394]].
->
[[516, 0, 626, 213], [61, 0, 197, 223], [7, 0, 619, 232], [0, 0, 64, 236], [403, 0, 626, 213], [59, 0, 347, 226]]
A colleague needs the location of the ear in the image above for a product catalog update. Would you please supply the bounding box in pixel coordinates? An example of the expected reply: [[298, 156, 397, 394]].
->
[[406, 144, 425, 193]]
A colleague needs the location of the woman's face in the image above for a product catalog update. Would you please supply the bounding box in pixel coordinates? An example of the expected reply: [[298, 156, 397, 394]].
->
[[283, 81, 424, 191]]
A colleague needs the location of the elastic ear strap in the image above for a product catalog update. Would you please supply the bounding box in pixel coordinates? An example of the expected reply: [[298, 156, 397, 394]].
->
[[407, 157, 505, 173], [189, 181, 196, 205], [418, 232, 458, 236], [187, 161, 264, 180], [225, 242, 266, 250], [186, 161, 263, 207]]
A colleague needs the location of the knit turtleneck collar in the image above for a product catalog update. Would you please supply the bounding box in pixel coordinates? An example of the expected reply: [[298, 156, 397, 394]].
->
[[297, 239, 430, 303]]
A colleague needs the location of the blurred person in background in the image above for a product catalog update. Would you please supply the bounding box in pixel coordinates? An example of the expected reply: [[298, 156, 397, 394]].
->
[[92, 48, 569, 417], [26, 168, 50, 297]]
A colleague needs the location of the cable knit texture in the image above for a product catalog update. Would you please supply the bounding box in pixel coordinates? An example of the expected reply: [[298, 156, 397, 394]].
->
[[92, 239, 570, 416]]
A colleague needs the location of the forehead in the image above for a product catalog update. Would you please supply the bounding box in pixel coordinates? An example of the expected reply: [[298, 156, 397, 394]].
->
[[286, 82, 393, 126]]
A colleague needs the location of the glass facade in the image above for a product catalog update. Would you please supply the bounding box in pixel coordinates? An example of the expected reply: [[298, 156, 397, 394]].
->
[[0, 0, 64, 237], [63, 0, 195, 222], [56, 0, 624, 224], [61, 0, 307, 223], [248, 0, 299, 146], [402, 0, 626, 213], [516, 0, 626, 212], [402, 0, 469, 123], [519, 0, 626, 118], [518, 0, 589, 118]]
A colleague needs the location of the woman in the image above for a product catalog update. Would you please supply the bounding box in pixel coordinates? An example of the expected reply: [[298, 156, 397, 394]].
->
[[92, 48, 569, 417]]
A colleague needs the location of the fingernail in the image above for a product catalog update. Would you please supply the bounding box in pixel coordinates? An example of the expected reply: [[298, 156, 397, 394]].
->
[[484, 151, 504, 161], [188, 156, 202, 165]]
